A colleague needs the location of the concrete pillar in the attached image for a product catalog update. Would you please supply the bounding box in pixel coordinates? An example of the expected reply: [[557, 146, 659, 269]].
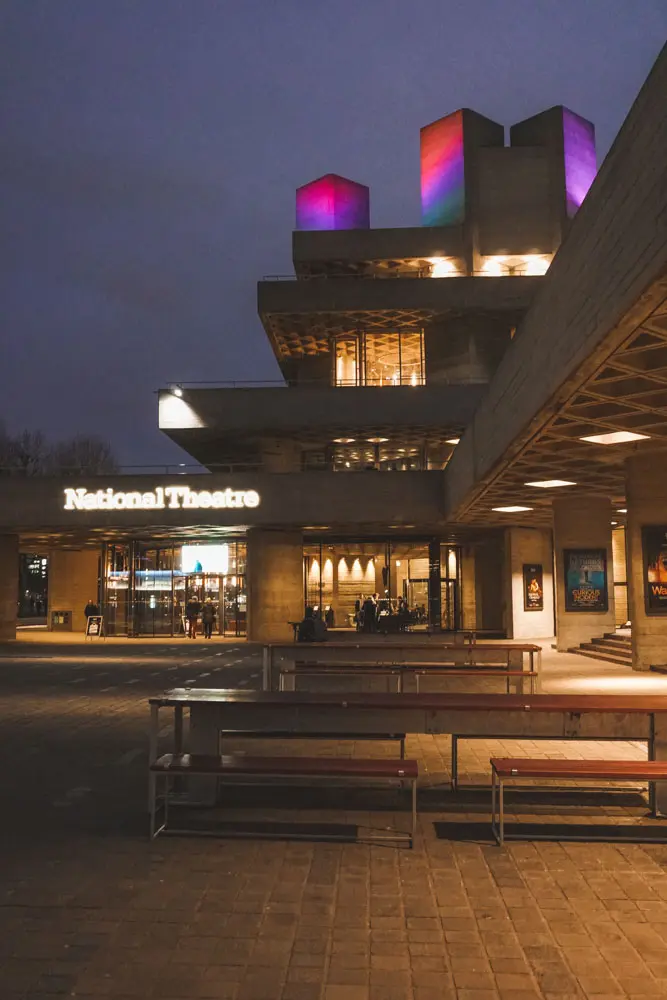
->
[[553, 497, 615, 651], [0, 535, 19, 641], [460, 545, 477, 631], [505, 527, 555, 639], [259, 438, 301, 472], [48, 549, 100, 632], [474, 534, 505, 634], [246, 529, 304, 642], [626, 452, 667, 671]]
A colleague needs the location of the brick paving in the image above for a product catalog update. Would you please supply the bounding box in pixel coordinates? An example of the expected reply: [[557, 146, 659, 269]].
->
[[3, 637, 667, 998]]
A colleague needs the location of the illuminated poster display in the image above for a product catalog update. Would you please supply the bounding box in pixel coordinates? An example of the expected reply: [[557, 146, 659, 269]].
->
[[523, 564, 544, 612], [642, 526, 667, 614], [564, 549, 608, 612]]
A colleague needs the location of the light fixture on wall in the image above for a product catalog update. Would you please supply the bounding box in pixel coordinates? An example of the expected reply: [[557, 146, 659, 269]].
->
[[492, 506, 534, 513], [525, 480, 576, 488], [579, 431, 650, 445], [446, 437, 460, 445]]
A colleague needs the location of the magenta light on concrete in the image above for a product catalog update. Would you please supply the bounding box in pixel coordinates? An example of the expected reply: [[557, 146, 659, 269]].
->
[[420, 110, 465, 226], [295, 174, 370, 230], [563, 109, 596, 217]]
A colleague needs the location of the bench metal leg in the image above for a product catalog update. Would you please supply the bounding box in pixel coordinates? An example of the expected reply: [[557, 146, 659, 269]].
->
[[491, 766, 497, 843], [452, 735, 459, 789], [148, 703, 159, 815], [499, 778, 505, 846], [411, 777, 417, 848]]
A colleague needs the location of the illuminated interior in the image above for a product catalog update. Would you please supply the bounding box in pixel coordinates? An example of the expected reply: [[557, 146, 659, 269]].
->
[[478, 254, 553, 276], [333, 332, 425, 387], [304, 540, 461, 630]]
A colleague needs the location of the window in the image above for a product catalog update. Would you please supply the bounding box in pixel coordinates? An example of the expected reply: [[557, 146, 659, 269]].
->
[[333, 332, 425, 386]]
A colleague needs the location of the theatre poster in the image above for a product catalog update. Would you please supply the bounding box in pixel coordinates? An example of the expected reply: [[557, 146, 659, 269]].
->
[[523, 564, 544, 611], [642, 525, 667, 614], [564, 549, 608, 612]]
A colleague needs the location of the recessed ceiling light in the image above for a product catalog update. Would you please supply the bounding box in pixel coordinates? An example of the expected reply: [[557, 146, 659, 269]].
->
[[525, 480, 576, 488], [333, 437, 355, 444], [580, 431, 650, 445], [171, 385, 183, 397], [492, 505, 534, 513], [611, 521, 618, 525], [367, 436, 389, 443], [617, 508, 627, 513], [446, 438, 460, 445]]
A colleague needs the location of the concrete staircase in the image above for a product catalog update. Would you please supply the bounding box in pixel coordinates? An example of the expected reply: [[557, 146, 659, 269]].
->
[[568, 632, 632, 666]]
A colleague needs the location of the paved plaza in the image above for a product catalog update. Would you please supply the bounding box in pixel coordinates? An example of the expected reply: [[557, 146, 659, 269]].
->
[[3, 635, 667, 999]]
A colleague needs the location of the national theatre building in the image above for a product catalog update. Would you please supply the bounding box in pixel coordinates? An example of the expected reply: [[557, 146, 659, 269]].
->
[[1, 44, 666, 672]]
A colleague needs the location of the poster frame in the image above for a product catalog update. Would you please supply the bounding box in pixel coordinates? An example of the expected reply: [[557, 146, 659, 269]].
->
[[522, 563, 544, 612], [642, 525, 667, 616], [563, 548, 608, 613]]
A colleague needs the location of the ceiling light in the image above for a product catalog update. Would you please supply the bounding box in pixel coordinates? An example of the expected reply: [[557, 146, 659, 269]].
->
[[333, 437, 355, 444], [611, 521, 618, 525], [171, 385, 183, 397], [492, 505, 534, 513], [446, 438, 460, 445], [617, 508, 627, 513], [580, 431, 651, 445], [367, 436, 389, 443], [525, 480, 577, 488], [429, 257, 458, 278]]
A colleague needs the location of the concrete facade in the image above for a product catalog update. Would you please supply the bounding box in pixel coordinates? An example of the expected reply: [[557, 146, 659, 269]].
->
[[553, 497, 616, 651], [505, 527, 555, 639], [47, 549, 100, 633], [246, 528, 304, 642], [626, 452, 667, 671], [0, 535, 19, 641]]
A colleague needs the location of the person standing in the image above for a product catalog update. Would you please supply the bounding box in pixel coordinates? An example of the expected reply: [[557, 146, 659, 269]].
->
[[201, 598, 216, 640], [84, 599, 100, 619], [185, 594, 201, 639]]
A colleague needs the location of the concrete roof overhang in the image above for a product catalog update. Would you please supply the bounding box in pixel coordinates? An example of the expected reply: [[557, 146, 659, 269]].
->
[[258, 275, 539, 358], [443, 44, 667, 530]]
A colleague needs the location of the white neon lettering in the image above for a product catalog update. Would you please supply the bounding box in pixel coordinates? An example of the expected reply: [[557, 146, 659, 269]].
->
[[63, 486, 261, 511]]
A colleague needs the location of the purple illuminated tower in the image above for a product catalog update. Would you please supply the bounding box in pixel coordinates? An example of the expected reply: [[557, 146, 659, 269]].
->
[[296, 174, 370, 231], [562, 109, 597, 217], [420, 110, 465, 227]]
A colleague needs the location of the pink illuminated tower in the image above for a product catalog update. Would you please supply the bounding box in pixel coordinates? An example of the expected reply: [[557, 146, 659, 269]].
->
[[296, 174, 370, 231]]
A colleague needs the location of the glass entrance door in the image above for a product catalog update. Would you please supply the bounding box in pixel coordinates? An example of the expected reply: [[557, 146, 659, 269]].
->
[[179, 573, 246, 636]]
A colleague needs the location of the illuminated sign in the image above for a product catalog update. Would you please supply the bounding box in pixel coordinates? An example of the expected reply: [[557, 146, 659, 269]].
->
[[63, 486, 260, 511]]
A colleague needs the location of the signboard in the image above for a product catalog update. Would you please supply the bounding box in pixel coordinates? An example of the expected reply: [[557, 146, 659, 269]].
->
[[564, 548, 608, 612], [523, 564, 544, 612], [85, 615, 104, 638], [63, 486, 260, 512], [642, 525, 667, 614]]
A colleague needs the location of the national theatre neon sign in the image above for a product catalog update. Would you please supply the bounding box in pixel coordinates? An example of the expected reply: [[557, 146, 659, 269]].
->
[[63, 486, 261, 511]]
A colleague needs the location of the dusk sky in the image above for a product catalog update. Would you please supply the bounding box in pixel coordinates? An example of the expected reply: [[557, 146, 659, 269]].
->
[[2, 1, 666, 467]]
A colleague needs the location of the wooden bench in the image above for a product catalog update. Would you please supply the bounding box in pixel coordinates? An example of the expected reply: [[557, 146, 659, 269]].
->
[[280, 661, 537, 695], [490, 757, 667, 845], [149, 753, 418, 845], [219, 729, 406, 758]]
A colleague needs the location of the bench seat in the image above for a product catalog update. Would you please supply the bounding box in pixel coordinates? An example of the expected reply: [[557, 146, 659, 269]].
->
[[281, 664, 536, 695], [150, 754, 418, 844], [490, 757, 667, 845], [220, 730, 406, 758]]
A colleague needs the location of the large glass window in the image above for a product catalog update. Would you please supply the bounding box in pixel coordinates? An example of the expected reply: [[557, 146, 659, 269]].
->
[[303, 540, 461, 632], [101, 540, 247, 636], [333, 332, 425, 387]]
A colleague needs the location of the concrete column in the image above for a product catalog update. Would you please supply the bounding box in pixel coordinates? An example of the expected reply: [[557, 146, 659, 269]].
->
[[553, 497, 615, 652], [246, 529, 304, 642], [0, 535, 19, 641], [460, 545, 477, 631], [626, 452, 667, 671], [505, 527, 555, 639], [48, 549, 101, 632], [259, 438, 301, 472], [474, 534, 505, 634]]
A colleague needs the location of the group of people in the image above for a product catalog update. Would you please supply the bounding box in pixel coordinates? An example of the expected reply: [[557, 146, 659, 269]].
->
[[184, 595, 217, 639], [355, 594, 423, 633]]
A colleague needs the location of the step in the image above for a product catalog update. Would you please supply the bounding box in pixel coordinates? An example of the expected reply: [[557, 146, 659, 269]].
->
[[568, 647, 633, 667], [580, 640, 631, 657], [603, 633, 632, 646], [587, 638, 632, 653]]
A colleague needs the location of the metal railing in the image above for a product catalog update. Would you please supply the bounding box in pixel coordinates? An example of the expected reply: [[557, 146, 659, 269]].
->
[[261, 268, 544, 281]]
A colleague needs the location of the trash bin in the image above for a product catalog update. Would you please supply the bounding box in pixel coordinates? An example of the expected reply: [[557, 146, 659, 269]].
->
[[51, 610, 73, 631]]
